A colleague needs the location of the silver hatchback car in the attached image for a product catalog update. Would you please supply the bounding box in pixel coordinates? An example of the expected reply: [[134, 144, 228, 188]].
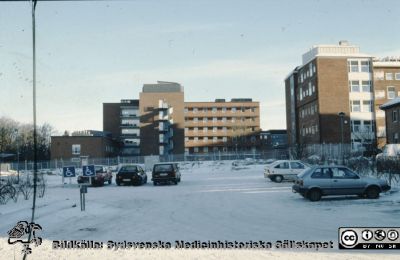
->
[[292, 166, 391, 201]]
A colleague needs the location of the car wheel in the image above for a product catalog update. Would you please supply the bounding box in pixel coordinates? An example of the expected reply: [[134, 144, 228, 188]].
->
[[366, 186, 380, 199], [108, 178, 112, 185], [153, 181, 157, 186], [308, 189, 322, 202], [144, 176, 147, 184], [174, 180, 178, 185], [274, 175, 283, 183], [116, 181, 121, 186]]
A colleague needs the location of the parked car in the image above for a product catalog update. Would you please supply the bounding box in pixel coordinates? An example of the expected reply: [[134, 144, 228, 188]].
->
[[264, 160, 309, 182], [77, 165, 112, 186], [292, 166, 391, 201], [152, 163, 181, 185], [116, 164, 147, 186]]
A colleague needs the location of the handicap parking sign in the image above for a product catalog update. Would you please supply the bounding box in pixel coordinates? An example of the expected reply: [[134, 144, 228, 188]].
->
[[82, 165, 96, 177], [62, 166, 76, 177]]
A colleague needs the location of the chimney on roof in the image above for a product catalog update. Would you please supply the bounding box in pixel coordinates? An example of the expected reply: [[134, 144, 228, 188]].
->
[[339, 40, 349, 46]]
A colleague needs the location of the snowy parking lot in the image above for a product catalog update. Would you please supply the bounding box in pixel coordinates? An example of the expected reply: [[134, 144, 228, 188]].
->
[[1, 161, 400, 258]]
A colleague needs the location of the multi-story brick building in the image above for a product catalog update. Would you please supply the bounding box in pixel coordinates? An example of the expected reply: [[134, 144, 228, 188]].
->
[[372, 58, 400, 147], [184, 99, 260, 154], [380, 97, 400, 144], [139, 81, 185, 155], [286, 41, 381, 151], [103, 99, 140, 156]]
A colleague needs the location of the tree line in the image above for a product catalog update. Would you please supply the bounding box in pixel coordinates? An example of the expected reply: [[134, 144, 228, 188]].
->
[[0, 116, 54, 162]]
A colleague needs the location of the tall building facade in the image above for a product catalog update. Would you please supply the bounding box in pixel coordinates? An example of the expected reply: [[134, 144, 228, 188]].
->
[[286, 42, 400, 151], [184, 99, 260, 154], [139, 81, 185, 155], [285, 41, 374, 151], [372, 58, 400, 147], [103, 99, 140, 156]]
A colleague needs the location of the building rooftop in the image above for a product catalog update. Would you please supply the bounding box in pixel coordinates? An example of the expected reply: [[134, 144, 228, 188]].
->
[[302, 41, 372, 65], [380, 97, 400, 110], [142, 81, 183, 93], [373, 57, 400, 67]]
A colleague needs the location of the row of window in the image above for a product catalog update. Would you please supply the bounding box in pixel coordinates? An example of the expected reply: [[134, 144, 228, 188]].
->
[[375, 71, 400, 81], [301, 124, 319, 136], [185, 107, 256, 113], [184, 127, 256, 133], [349, 80, 372, 93], [348, 60, 371, 73], [185, 117, 256, 123], [298, 62, 316, 84], [186, 136, 228, 143], [375, 87, 398, 100], [350, 100, 373, 113], [350, 120, 374, 133], [298, 82, 316, 101], [393, 109, 399, 123], [300, 103, 318, 118]]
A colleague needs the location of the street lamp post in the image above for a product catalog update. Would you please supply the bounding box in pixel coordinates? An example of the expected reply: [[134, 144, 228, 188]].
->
[[338, 112, 346, 164]]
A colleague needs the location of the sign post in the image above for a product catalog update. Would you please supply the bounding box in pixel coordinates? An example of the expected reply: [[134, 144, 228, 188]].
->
[[79, 165, 95, 211]]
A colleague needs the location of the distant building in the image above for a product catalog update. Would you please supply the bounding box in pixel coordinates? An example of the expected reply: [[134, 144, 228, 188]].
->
[[260, 130, 288, 149], [184, 99, 260, 154], [380, 97, 400, 144], [103, 99, 140, 156], [372, 58, 400, 147], [139, 81, 185, 155], [50, 130, 118, 160]]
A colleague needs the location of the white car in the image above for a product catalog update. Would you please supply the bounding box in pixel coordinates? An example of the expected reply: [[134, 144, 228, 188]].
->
[[264, 160, 309, 183]]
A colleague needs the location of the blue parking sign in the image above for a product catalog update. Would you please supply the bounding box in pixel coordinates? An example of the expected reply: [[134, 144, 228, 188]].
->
[[82, 165, 96, 177], [63, 166, 76, 177]]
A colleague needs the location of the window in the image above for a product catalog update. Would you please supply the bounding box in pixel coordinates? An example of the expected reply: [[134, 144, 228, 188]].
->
[[231, 117, 236, 123], [203, 107, 207, 113], [213, 127, 217, 132], [362, 100, 372, 112], [290, 162, 305, 169], [351, 120, 361, 132], [213, 117, 217, 123], [332, 168, 358, 179], [393, 110, 398, 122], [394, 133, 399, 143], [194, 127, 198, 132], [213, 137, 217, 143], [184, 128, 188, 133], [386, 73, 393, 80], [203, 127, 208, 133], [203, 147, 208, 153], [348, 60, 358, 72], [308, 82, 312, 95], [350, 80, 360, 92], [185, 137, 188, 142], [193, 117, 198, 122], [299, 87, 303, 101], [388, 87, 396, 99], [361, 81, 371, 92], [222, 107, 226, 113], [222, 137, 227, 142], [203, 117, 208, 123], [231, 107, 237, 113], [311, 168, 332, 179], [351, 100, 361, 112], [194, 137, 198, 142], [374, 71, 384, 80], [194, 147, 199, 153], [396, 73, 400, 80], [184, 108, 188, 113], [223, 127, 227, 132], [363, 120, 373, 132], [275, 162, 289, 169], [193, 108, 198, 113], [72, 144, 81, 155], [360, 60, 370, 72], [222, 117, 227, 122], [212, 107, 217, 113], [204, 137, 208, 142]]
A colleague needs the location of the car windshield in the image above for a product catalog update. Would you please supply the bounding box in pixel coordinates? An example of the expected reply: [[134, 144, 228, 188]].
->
[[119, 166, 137, 173], [154, 164, 173, 172]]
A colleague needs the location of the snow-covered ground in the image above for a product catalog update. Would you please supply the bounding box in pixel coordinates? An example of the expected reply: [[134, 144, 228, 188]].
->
[[1, 161, 399, 259]]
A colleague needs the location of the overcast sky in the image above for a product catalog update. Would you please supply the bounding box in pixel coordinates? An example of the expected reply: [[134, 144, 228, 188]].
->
[[1, 0, 399, 134]]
